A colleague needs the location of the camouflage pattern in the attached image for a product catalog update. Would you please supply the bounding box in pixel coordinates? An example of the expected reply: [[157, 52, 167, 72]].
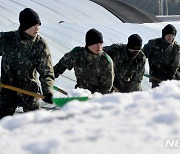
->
[[54, 47, 114, 94], [104, 44, 146, 92], [143, 38, 180, 87], [0, 30, 54, 117]]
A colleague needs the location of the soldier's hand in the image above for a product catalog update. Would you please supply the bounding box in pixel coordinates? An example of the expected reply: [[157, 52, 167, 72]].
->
[[43, 93, 53, 104]]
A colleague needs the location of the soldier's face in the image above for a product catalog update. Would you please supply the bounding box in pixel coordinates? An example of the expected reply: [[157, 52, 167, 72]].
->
[[88, 43, 103, 54], [24, 24, 40, 37], [165, 34, 175, 43]]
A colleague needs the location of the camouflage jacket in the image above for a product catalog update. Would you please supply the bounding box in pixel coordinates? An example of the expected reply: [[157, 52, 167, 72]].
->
[[0, 30, 54, 95], [143, 38, 180, 82], [54, 47, 114, 94], [104, 44, 146, 92]]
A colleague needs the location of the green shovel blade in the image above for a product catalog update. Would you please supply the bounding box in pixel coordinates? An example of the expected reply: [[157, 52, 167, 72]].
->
[[53, 96, 89, 107]]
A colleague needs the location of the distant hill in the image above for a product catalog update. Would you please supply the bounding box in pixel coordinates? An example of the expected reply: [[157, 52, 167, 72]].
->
[[124, 0, 180, 15]]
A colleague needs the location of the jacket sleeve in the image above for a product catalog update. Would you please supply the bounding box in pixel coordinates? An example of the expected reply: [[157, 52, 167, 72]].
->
[[170, 45, 180, 79], [103, 44, 121, 58], [0, 32, 5, 56], [37, 40, 54, 95], [98, 52, 114, 94], [127, 55, 146, 91], [53, 47, 79, 78], [142, 40, 154, 58]]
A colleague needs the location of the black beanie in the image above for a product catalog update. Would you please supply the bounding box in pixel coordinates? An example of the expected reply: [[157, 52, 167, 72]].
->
[[162, 24, 177, 38], [127, 34, 142, 50], [85, 28, 103, 46], [19, 8, 41, 31]]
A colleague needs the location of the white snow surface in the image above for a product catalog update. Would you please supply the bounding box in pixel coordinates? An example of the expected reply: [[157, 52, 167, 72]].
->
[[1, 81, 180, 154], [1, 0, 180, 153]]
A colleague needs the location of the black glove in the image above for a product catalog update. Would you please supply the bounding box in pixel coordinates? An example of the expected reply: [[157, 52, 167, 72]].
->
[[43, 93, 53, 104]]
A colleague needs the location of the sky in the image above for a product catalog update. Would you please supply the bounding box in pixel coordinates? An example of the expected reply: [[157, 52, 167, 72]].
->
[[1, 0, 180, 154]]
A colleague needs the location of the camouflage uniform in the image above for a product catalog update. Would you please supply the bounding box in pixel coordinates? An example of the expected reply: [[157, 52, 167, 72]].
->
[[54, 47, 114, 94], [143, 38, 180, 87], [104, 44, 146, 92], [0, 30, 54, 117]]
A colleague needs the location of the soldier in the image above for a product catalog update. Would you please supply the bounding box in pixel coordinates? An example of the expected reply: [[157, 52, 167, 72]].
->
[[54, 28, 114, 94], [104, 34, 146, 92], [143, 24, 180, 88], [0, 8, 54, 118]]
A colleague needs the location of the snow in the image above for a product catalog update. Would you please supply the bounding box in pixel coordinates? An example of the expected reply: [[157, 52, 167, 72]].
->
[[1, 81, 180, 154], [1, 0, 180, 153]]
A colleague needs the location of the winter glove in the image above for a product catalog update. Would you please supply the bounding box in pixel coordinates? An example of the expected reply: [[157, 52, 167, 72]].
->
[[43, 93, 53, 104]]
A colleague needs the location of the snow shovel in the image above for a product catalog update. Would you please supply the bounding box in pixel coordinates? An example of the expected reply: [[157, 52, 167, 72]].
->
[[52, 85, 88, 106], [0, 82, 89, 107], [53, 96, 89, 107]]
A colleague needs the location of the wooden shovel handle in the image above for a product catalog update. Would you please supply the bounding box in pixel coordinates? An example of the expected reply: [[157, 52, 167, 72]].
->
[[0, 83, 45, 99]]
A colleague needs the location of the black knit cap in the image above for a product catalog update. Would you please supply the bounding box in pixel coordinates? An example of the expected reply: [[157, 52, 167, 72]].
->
[[19, 8, 41, 31], [162, 24, 177, 38], [127, 34, 142, 50], [85, 28, 103, 46]]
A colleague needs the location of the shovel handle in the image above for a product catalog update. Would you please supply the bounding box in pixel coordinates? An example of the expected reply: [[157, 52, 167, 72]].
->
[[144, 74, 162, 82], [0, 83, 45, 99], [53, 85, 67, 95]]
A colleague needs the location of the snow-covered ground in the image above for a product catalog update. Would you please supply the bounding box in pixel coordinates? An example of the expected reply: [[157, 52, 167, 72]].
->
[[1, 81, 180, 154], [1, 0, 180, 154]]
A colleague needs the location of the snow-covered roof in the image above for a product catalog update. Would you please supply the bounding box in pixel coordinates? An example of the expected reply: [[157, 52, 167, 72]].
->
[[0, 0, 122, 25], [1, 0, 180, 91]]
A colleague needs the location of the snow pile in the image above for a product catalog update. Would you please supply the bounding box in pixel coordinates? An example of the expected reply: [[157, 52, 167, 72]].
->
[[0, 80, 180, 154]]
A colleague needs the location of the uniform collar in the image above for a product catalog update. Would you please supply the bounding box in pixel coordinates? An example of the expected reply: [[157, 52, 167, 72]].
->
[[17, 29, 36, 41]]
